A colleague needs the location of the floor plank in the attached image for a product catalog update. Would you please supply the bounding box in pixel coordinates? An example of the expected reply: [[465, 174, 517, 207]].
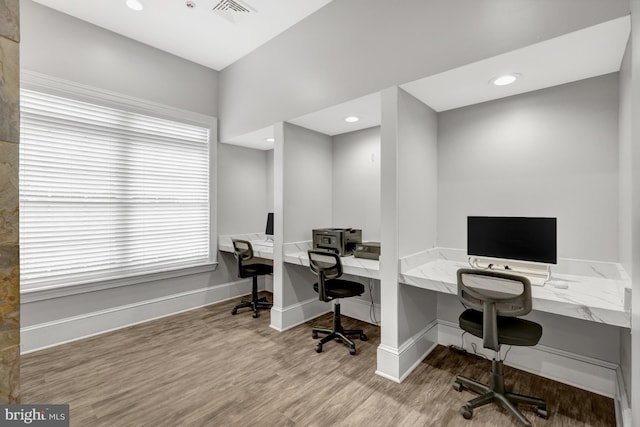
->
[[21, 293, 615, 426]]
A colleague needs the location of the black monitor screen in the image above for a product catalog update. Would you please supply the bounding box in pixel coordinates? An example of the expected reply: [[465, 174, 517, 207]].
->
[[265, 212, 274, 236], [467, 216, 557, 264]]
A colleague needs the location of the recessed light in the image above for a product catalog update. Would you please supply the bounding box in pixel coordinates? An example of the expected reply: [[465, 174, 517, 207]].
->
[[491, 74, 520, 86], [265, 137, 275, 142], [126, 0, 144, 11], [345, 116, 360, 123]]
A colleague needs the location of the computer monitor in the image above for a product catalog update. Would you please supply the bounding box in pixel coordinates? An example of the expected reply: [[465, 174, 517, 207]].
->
[[467, 216, 557, 265], [265, 212, 274, 236]]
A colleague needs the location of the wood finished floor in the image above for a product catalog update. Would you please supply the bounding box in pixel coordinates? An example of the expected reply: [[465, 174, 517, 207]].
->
[[22, 293, 615, 426]]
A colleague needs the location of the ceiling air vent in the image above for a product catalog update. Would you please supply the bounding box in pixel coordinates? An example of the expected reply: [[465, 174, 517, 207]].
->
[[212, 0, 255, 23]]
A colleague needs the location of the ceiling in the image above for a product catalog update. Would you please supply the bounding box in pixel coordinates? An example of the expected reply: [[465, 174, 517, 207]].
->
[[401, 16, 630, 112], [225, 16, 630, 150], [32, 0, 334, 71]]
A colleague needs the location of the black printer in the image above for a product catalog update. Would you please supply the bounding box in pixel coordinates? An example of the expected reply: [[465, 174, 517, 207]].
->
[[312, 228, 362, 256]]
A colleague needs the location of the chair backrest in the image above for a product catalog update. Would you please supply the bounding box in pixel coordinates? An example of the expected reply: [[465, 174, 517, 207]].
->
[[232, 239, 254, 263], [308, 250, 343, 302], [456, 268, 533, 351]]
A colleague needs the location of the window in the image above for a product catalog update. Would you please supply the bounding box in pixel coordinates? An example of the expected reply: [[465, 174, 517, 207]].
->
[[20, 88, 214, 291]]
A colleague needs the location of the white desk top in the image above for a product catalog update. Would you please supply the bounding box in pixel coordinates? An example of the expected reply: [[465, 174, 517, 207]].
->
[[219, 235, 379, 278], [399, 249, 631, 328], [218, 234, 274, 259], [284, 250, 380, 279]]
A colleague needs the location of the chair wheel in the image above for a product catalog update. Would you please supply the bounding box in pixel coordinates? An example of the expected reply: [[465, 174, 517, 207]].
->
[[453, 381, 463, 392], [359, 333, 368, 341], [231, 308, 237, 315], [252, 311, 259, 318], [536, 408, 548, 419], [349, 347, 357, 355], [461, 405, 473, 420], [312, 331, 318, 339], [315, 343, 322, 353]]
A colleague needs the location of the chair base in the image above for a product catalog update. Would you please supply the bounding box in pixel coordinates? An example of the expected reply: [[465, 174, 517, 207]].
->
[[231, 275, 272, 318], [312, 301, 367, 355], [453, 359, 548, 426]]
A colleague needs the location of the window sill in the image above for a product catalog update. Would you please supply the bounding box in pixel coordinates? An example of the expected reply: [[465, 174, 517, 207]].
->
[[21, 263, 219, 303]]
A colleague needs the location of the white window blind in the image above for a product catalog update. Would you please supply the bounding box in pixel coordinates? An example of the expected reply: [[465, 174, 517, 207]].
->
[[20, 89, 211, 290]]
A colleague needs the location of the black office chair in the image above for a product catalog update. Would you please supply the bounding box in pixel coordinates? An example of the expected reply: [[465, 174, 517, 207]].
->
[[231, 239, 273, 318], [452, 268, 548, 426], [307, 250, 367, 355]]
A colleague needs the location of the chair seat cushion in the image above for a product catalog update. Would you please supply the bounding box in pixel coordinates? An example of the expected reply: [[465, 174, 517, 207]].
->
[[459, 309, 542, 347], [313, 279, 365, 299], [240, 263, 273, 278]]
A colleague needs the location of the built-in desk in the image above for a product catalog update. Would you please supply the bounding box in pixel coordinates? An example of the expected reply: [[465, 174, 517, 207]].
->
[[218, 234, 274, 260], [220, 236, 380, 278], [284, 247, 380, 279], [399, 248, 631, 328]]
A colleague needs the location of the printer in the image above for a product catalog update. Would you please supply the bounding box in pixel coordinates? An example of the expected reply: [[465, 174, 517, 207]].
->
[[312, 228, 362, 256], [354, 242, 381, 260]]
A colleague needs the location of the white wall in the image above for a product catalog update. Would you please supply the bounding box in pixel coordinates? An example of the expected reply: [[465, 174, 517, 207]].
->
[[437, 74, 619, 262], [332, 126, 381, 241], [218, 0, 629, 141], [20, 0, 218, 118], [217, 143, 269, 235]]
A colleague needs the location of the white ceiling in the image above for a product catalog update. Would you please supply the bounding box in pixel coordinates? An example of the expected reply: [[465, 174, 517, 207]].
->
[[224, 125, 274, 150], [225, 92, 381, 150], [289, 92, 381, 136], [226, 16, 630, 151], [401, 16, 630, 112], [32, 0, 333, 71]]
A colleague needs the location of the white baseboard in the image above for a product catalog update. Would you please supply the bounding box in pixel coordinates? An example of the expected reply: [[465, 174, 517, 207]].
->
[[375, 320, 439, 382], [339, 298, 381, 326], [615, 366, 632, 427], [437, 320, 618, 398], [269, 298, 330, 332], [21, 279, 253, 354]]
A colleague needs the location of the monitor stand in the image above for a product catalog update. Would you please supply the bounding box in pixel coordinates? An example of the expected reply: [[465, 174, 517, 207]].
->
[[468, 256, 550, 287]]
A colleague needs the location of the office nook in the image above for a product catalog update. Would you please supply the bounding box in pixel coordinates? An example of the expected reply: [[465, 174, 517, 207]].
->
[[1, 0, 639, 426]]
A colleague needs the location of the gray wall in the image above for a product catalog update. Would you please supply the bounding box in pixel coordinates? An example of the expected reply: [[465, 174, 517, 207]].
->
[[398, 90, 438, 258], [282, 123, 332, 243], [266, 149, 274, 213], [437, 74, 619, 262], [438, 293, 621, 363], [618, 37, 633, 405], [280, 122, 333, 306], [19, 0, 236, 342], [630, 0, 640, 419], [217, 143, 269, 235], [218, 0, 629, 141], [20, 0, 218, 117], [620, 40, 633, 278], [332, 127, 381, 242]]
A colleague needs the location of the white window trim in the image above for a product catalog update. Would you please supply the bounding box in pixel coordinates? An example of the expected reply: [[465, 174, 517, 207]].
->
[[20, 70, 218, 301]]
